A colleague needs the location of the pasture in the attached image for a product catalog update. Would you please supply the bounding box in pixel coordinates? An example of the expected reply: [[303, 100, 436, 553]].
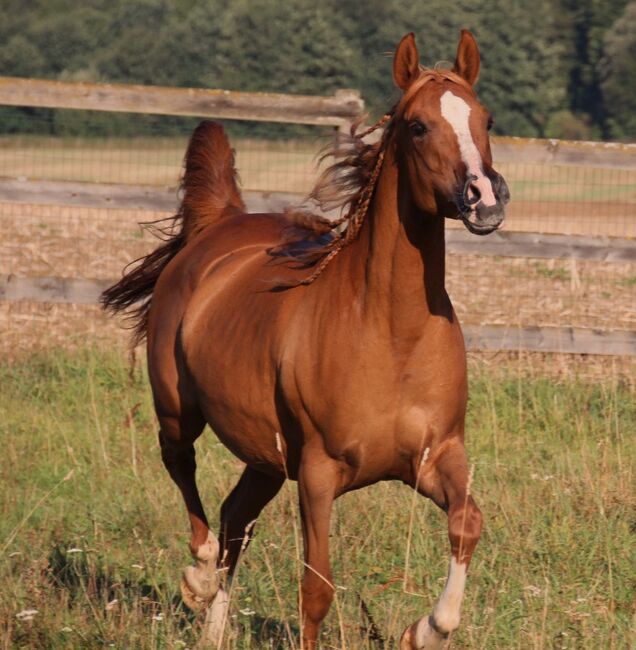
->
[[1, 348, 633, 649], [0, 134, 635, 236], [1, 124, 634, 648]]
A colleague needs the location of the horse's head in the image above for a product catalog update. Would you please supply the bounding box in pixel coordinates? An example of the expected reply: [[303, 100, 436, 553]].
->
[[392, 31, 509, 235]]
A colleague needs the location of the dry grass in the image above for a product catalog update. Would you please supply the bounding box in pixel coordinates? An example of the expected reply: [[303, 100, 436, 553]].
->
[[0, 136, 327, 194], [1, 197, 634, 359]]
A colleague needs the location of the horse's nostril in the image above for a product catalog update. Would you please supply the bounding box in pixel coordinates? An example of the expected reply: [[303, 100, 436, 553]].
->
[[469, 184, 481, 203], [492, 173, 511, 204], [462, 174, 480, 206]]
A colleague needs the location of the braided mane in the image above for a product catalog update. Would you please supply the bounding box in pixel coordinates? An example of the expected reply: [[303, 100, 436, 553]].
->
[[267, 114, 393, 285], [269, 67, 469, 285]]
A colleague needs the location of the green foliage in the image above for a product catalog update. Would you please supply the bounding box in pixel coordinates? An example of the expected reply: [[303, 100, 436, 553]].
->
[[217, 0, 356, 95], [474, 0, 568, 136], [0, 0, 633, 140], [544, 109, 601, 140], [556, 0, 630, 138], [598, 2, 636, 140]]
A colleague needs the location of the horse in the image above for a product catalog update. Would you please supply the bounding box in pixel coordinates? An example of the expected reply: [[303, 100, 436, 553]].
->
[[102, 30, 509, 649]]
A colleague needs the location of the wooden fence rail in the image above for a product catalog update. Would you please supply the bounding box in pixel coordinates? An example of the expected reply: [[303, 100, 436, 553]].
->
[[1, 178, 635, 263], [1, 76, 635, 165], [0, 76, 364, 129], [2, 275, 634, 356]]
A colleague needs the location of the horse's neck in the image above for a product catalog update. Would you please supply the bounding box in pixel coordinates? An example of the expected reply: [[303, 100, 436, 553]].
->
[[355, 150, 451, 346]]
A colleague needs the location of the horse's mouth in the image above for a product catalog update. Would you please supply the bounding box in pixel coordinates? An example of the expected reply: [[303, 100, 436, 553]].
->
[[451, 194, 506, 235], [460, 208, 503, 235]]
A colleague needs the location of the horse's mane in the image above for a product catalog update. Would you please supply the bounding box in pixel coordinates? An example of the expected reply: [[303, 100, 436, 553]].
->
[[269, 67, 471, 285]]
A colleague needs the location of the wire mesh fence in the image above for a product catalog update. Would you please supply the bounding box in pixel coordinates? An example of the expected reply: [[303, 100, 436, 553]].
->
[[1, 102, 634, 358], [0, 107, 329, 190], [492, 158, 636, 237]]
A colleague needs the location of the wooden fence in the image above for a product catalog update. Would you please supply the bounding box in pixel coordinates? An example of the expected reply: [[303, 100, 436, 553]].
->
[[0, 76, 364, 129], [1, 76, 635, 356]]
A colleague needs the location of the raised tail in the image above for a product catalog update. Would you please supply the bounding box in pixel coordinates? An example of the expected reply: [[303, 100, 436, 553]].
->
[[100, 120, 245, 343]]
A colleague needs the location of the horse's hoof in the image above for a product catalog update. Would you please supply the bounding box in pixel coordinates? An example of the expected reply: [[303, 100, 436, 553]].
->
[[180, 574, 218, 612], [400, 624, 415, 649], [399, 617, 450, 650], [180, 532, 221, 612]]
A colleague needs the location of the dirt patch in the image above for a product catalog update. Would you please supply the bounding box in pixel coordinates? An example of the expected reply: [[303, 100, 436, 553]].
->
[[447, 254, 635, 330]]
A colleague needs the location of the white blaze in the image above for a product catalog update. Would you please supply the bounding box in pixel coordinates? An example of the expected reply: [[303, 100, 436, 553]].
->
[[440, 91, 497, 207]]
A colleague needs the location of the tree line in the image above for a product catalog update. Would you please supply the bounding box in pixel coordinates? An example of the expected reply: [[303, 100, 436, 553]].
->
[[0, 0, 633, 141]]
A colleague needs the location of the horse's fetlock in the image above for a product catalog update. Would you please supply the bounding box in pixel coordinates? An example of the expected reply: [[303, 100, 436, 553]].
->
[[431, 606, 461, 635], [192, 531, 220, 562]]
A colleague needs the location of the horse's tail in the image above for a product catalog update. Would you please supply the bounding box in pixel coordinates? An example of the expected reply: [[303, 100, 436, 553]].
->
[[100, 121, 245, 343]]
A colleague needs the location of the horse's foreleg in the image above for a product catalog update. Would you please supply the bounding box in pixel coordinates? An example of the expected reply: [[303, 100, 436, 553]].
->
[[401, 443, 483, 650], [298, 454, 339, 648], [197, 467, 285, 646], [159, 415, 221, 612]]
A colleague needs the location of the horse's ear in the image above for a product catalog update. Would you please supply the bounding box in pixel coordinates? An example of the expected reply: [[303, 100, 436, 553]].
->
[[393, 33, 420, 91], [453, 29, 480, 86]]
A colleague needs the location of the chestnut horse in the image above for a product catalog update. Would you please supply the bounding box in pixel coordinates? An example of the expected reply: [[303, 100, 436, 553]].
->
[[103, 31, 509, 649]]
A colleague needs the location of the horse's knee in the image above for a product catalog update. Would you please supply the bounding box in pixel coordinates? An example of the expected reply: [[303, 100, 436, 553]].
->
[[448, 496, 482, 563]]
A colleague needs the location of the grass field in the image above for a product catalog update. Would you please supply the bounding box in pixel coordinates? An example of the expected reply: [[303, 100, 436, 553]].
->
[[1, 134, 635, 205], [1, 348, 634, 649]]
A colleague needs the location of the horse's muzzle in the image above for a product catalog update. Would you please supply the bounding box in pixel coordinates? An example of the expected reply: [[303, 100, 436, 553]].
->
[[457, 173, 510, 235]]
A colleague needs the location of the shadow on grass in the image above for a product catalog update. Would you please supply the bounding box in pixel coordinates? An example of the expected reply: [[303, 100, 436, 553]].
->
[[242, 613, 300, 648], [239, 607, 388, 649], [45, 545, 388, 648]]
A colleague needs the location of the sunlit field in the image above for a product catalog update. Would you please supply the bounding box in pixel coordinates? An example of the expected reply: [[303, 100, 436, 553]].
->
[[1, 349, 633, 649], [0, 135, 634, 236]]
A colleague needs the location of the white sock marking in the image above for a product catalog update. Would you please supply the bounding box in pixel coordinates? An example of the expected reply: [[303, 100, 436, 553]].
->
[[432, 557, 467, 633], [440, 91, 496, 207], [201, 588, 230, 646], [195, 531, 220, 562]]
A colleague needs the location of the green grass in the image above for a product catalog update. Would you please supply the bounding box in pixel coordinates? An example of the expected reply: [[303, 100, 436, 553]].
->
[[533, 262, 571, 282], [1, 349, 634, 649]]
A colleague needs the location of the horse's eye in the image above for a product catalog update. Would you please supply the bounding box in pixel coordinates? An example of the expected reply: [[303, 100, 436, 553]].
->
[[409, 120, 427, 137], [487, 116, 494, 131]]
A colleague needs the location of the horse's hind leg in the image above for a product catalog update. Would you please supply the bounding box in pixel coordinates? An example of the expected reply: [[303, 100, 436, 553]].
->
[[199, 466, 284, 645], [218, 466, 285, 577], [401, 441, 483, 650], [158, 411, 221, 612]]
